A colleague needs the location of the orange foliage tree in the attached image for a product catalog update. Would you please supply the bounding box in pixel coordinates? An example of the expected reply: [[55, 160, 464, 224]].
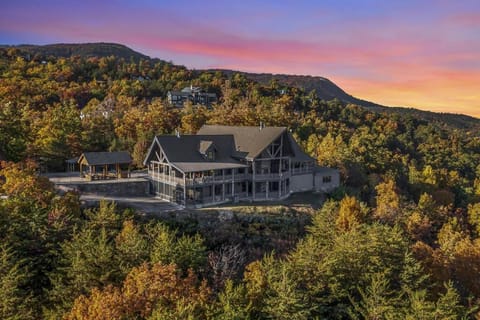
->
[[66, 263, 211, 320], [0, 160, 54, 207]]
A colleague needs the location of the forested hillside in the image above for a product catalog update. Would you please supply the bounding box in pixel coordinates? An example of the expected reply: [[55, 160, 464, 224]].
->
[[1, 45, 480, 319], [0, 43, 150, 61]]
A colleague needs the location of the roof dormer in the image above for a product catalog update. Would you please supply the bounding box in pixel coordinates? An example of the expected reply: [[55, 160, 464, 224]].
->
[[199, 140, 216, 161]]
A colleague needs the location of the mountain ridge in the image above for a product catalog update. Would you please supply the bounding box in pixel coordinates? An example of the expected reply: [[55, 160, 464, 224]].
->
[[209, 69, 480, 125], [0, 42, 150, 61]]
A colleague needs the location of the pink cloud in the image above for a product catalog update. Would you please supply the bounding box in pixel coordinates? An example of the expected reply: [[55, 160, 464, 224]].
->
[[448, 13, 480, 27]]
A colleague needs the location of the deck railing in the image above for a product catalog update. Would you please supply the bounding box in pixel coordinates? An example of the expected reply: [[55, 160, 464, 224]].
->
[[150, 172, 252, 186], [150, 172, 184, 185], [253, 172, 290, 180], [149, 171, 293, 186]]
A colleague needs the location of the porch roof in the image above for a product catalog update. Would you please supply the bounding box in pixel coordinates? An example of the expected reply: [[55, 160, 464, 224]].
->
[[78, 151, 132, 166]]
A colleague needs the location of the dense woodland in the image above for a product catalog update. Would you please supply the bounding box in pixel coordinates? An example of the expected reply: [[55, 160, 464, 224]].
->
[[1, 46, 480, 319]]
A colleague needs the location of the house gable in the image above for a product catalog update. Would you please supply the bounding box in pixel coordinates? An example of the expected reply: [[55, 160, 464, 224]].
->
[[146, 134, 246, 173], [257, 131, 295, 159], [197, 125, 288, 160], [143, 137, 169, 166]]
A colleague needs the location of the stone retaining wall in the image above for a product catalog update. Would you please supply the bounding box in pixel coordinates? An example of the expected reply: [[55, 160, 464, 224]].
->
[[55, 179, 149, 197]]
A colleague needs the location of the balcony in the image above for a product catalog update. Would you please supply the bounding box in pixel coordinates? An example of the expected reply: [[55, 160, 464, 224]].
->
[[253, 172, 290, 180], [148, 171, 292, 185], [149, 172, 184, 185]]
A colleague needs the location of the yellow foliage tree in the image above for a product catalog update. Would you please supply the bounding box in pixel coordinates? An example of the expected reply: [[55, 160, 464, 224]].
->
[[0, 160, 54, 207], [336, 196, 366, 231], [374, 179, 400, 224]]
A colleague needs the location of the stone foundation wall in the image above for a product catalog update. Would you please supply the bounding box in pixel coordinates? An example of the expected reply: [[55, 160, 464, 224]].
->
[[56, 179, 149, 197]]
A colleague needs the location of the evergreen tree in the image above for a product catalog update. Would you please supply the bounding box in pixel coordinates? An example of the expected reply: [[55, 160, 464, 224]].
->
[[0, 244, 34, 320]]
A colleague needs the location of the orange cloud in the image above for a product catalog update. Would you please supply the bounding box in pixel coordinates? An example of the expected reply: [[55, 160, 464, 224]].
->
[[336, 68, 480, 118]]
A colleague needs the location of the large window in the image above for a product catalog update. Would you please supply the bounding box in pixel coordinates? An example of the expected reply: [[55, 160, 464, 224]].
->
[[323, 176, 332, 183], [241, 182, 247, 192], [270, 181, 279, 192], [204, 186, 212, 197]]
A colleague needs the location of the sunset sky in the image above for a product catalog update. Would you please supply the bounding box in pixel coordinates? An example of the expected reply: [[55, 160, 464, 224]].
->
[[1, 0, 479, 117]]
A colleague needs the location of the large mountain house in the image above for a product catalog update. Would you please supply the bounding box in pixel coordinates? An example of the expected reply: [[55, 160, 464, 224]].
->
[[144, 125, 339, 208]]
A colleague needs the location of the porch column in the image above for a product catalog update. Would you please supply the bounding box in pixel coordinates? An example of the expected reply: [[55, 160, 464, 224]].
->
[[183, 172, 187, 206], [222, 169, 225, 201], [160, 163, 164, 197], [252, 160, 256, 200], [279, 178, 281, 198], [231, 169, 235, 199]]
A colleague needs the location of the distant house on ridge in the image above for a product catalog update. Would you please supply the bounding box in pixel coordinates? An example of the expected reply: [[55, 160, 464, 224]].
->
[[167, 85, 217, 108]]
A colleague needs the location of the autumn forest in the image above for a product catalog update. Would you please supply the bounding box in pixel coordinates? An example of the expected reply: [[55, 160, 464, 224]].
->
[[1, 46, 480, 319]]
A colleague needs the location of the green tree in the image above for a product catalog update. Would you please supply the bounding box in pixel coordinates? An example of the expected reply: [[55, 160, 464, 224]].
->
[[214, 280, 251, 320], [349, 273, 398, 320], [403, 283, 466, 320], [48, 227, 119, 317], [149, 223, 207, 273], [263, 265, 311, 320], [0, 245, 34, 320], [0, 102, 27, 161], [115, 220, 149, 275]]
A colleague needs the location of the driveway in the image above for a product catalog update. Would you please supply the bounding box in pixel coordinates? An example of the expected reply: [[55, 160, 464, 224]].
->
[[80, 194, 183, 213]]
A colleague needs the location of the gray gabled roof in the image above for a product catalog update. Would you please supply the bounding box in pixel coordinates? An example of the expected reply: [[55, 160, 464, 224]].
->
[[66, 156, 80, 164], [153, 135, 246, 172], [181, 86, 201, 93], [197, 125, 287, 160], [145, 125, 316, 173], [78, 151, 132, 166], [287, 133, 315, 162]]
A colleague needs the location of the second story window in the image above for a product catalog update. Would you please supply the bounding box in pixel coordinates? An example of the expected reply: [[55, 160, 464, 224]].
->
[[207, 150, 215, 161]]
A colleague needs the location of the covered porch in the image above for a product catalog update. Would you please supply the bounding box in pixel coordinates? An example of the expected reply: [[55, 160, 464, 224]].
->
[[78, 151, 132, 181]]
